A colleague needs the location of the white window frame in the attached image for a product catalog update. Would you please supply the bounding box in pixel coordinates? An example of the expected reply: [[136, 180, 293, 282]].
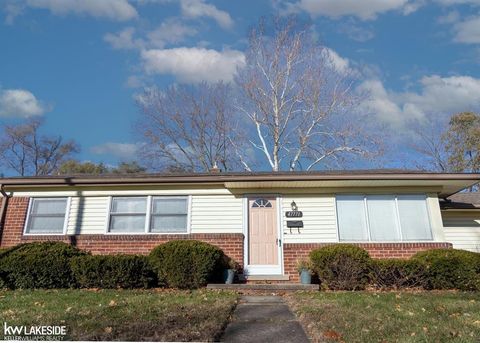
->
[[149, 196, 191, 234], [107, 196, 148, 234], [105, 195, 192, 235], [336, 194, 433, 243], [23, 197, 71, 236]]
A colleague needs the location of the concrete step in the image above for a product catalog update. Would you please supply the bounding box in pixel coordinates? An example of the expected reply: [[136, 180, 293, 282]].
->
[[245, 274, 290, 281], [206, 283, 319, 291]]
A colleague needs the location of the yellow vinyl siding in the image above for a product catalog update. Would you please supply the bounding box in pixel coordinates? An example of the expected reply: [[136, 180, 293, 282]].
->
[[282, 195, 338, 243], [67, 196, 109, 234], [442, 211, 480, 253], [190, 195, 243, 233]]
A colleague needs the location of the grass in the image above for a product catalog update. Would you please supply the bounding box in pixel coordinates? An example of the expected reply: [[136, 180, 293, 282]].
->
[[0, 289, 238, 341], [287, 291, 480, 342]]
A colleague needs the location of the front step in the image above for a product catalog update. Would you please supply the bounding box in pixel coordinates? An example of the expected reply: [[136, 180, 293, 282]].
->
[[246, 274, 290, 282], [206, 283, 319, 291]]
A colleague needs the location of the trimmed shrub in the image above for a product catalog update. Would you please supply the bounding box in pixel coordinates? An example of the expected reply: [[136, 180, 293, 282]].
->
[[370, 259, 426, 289], [0, 247, 11, 289], [71, 254, 157, 289], [310, 244, 371, 290], [0, 242, 87, 289], [411, 249, 480, 291], [149, 240, 225, 289]]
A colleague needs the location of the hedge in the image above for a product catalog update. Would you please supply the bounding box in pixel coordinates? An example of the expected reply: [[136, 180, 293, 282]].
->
[[71, 254, 157, 289], [0, 242, 87, 289], [370, 259, 426, 289], [411, 249, 480, 291], [149, 240, 225, 289], [310, 244, 371, 290]]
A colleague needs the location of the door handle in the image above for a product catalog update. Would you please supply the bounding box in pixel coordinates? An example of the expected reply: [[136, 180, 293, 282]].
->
[[276, 238, 282, 247]]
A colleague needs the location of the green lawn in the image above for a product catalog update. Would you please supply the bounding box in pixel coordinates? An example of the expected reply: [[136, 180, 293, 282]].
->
[[287, 291, 480, 342], [0, 289, 238, 341]]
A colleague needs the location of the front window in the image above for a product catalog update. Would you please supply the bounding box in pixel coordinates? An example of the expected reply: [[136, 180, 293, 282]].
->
[[108, 196, 189, 233], [336, 194, 432, 242], [150, 197, 188, 233], [109, 197, 147, 233], [25, 198, 68, 234]]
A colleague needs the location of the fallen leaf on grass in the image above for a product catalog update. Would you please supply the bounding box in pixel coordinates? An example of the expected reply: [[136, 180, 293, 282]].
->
[[323, 330, 342, 340], [104, 327, 113, 334], [109, 300, 117, 307]]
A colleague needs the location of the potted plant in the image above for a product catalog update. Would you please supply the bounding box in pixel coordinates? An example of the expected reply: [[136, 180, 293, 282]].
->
[[222, 257, 239, 284], [297, 259, 313, 285]]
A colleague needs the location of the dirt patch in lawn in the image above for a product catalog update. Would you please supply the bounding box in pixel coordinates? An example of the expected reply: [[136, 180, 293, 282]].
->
[[0, 289, 238, 341]]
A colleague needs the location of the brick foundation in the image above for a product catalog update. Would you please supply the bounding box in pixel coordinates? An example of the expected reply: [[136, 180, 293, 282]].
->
[[283, 242, 453, 282], [0, 197, 244, 264]]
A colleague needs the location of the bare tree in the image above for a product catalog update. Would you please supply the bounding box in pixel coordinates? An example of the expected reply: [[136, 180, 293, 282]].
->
[[235, 17, 377, 171], [411, 123, 449, 172], [0, 119, 79, 176], [412, 112, 480, 174], [136, 82, 241, 172]]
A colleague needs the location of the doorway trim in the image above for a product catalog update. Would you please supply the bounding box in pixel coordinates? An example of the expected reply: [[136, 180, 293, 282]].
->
[[242, 194, 284, 276]]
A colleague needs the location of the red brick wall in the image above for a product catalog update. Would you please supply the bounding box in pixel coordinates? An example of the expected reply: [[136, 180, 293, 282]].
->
[[0, 197, 244, 264], [284, 242, 453, 282], [0, 197, 29, 247]]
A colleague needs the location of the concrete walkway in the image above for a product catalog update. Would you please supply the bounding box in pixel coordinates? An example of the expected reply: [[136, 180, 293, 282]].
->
[[221, 295, 309, 342]]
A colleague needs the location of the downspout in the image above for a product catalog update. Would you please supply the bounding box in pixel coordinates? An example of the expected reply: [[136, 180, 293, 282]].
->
[[0, 184, 11, 246]]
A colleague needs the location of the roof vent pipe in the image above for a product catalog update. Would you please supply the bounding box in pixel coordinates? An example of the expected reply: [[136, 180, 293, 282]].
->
[[209, 162, 221, 173]]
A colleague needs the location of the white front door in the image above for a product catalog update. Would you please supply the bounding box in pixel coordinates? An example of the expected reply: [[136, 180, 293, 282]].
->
[[245, 197, 282, 275]]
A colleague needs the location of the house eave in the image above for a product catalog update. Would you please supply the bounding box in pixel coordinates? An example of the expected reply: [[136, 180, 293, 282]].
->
[[0, 171, 478, 197]]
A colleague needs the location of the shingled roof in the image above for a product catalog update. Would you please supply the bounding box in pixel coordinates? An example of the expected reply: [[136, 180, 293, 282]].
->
[[441, 192, 480, 210]]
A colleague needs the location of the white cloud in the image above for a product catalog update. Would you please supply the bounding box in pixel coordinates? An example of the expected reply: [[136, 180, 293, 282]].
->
[[147, 18, 197, 48], [141, 47, 245, 83], [0, 89, 49, 118], [104, 27, 143, 50], [180, 0, 233, 28], [437, 10, 460, 24], [125, 75, 144, 88], [291, 0, 411, 20], [322, 48, 351, 74], [338, 21, 375, 42], [104, 19, 197, 50], [5, 0, 138, 22], [453, 15, 480, 43], [90, 142, 140, 160], [434, 0, 480, 5], [357, 80, 406, 126], [359, 75, 480, 127]]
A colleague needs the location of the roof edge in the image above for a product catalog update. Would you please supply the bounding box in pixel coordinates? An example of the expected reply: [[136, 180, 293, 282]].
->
[[1, 172, 480, 187]]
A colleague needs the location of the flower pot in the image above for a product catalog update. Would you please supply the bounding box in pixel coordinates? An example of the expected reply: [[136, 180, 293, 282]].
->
[[223, 269, 235, 284], [300, 269, 311, 284]]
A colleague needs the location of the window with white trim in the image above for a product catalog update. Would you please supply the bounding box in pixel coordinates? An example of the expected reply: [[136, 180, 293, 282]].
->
[[25, 198, 68, 234], [336, 194, 433, 242], [108, 196, 189, 233], [150, 197, 188, 233], [109, 197, 147, 233]]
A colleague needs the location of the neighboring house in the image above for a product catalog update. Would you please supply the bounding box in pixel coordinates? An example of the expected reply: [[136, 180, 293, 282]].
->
[[0, 170, 479, 282], [440, 192, 480, 253]]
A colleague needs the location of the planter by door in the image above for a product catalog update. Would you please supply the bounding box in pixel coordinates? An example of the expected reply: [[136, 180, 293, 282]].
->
[[300, 269, 312, 284], [223, 269, 235, 284]]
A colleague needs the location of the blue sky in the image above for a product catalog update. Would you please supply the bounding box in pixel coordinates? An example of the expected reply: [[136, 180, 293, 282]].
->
[[1, 0, 480, 168]]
